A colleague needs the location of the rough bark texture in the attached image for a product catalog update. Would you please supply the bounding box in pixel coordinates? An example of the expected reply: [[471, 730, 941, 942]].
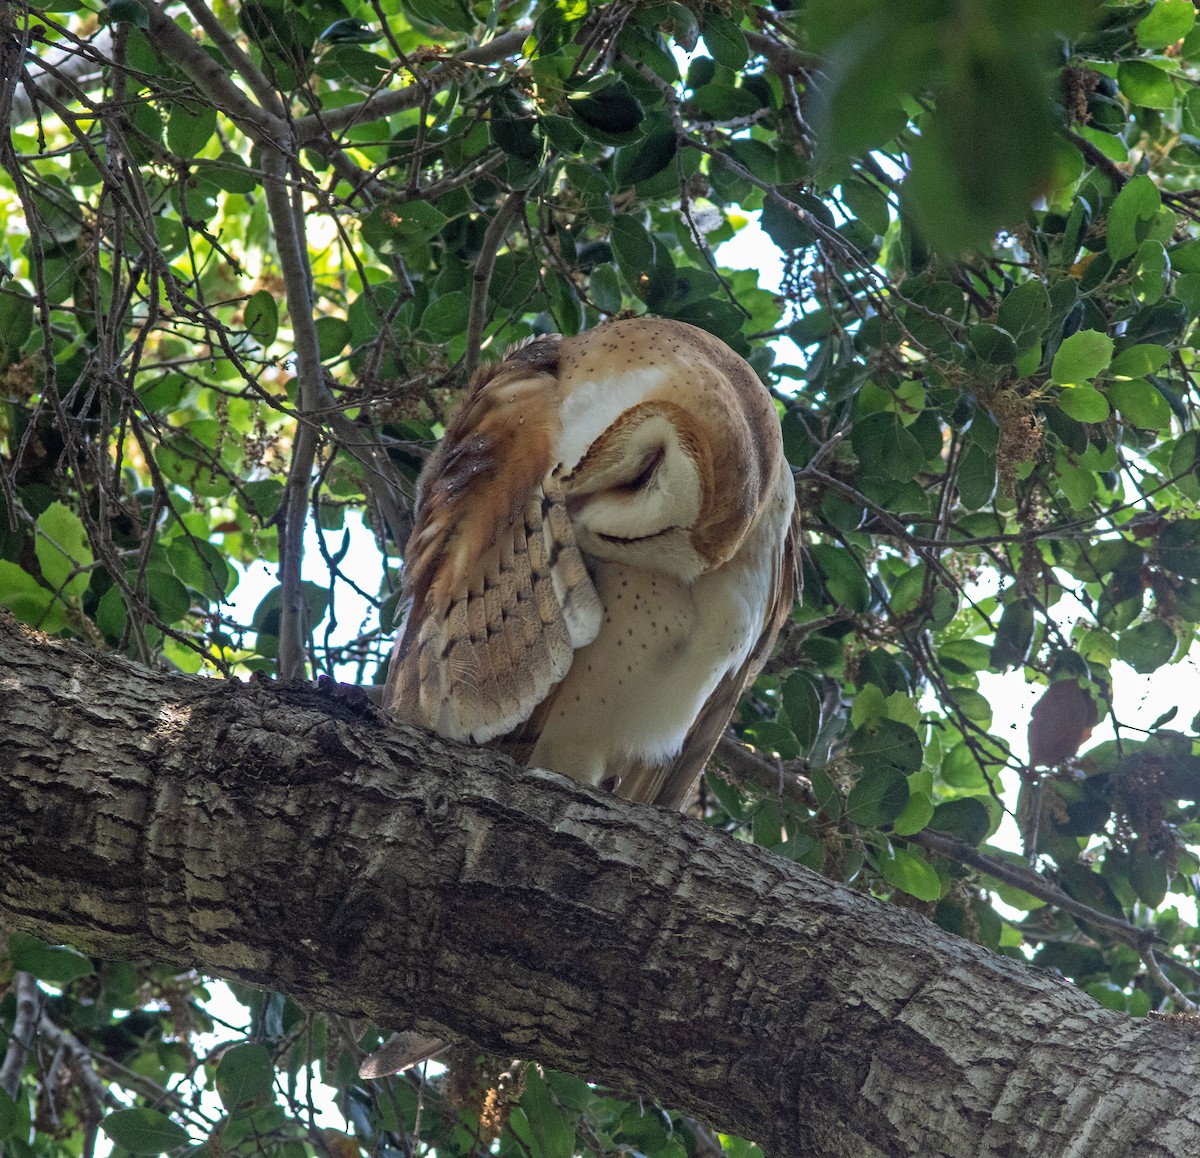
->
[[3, 613, 1200, 1158]]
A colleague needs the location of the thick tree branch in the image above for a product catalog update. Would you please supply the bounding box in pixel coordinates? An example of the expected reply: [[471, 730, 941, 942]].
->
[[3, 614, 1200, 1158]]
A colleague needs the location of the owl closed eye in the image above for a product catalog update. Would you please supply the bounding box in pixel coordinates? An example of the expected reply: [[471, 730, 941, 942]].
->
[[383, 315, 799, 810]]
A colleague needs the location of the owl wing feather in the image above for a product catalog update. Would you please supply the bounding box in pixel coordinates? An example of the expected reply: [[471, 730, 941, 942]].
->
[[384, 340, 603, 743], [618, 497, 802, 809]]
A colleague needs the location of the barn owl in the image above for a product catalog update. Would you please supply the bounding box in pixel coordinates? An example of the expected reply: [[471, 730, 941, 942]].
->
[[363, 317, 799, 1077], [383, 315, 799, 807]]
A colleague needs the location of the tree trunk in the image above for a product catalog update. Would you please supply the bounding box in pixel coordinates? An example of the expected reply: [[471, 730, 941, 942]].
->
[[2, 613, 1198, 1157]]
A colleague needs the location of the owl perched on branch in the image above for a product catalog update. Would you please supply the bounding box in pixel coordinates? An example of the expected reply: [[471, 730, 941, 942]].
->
[[384, 315, 800, 808], [364, 317, 799, 1078]]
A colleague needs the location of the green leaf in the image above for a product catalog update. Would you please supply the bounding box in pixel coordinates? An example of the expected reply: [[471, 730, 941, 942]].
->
[[1110, 343, 1170, 378], [168, 540, 232, 600], [1050, 329, 1113, 384], [996, 280, 1051, 352], [760, 194, 832, 252], [1158, 521, 1200, 579], [1117, 60, 1177, 110], [588, 263, 622, 313], [250, 580, 331, 638], [9, 934, 94, 984], [0, 1089, 17, 1140], [1137, 0, 1195, 50], [569, 80, 643, 140], [613, 125, 678, 187], [1118, 620, 1177, 673], [853, 411, 925, 480], [746, 720, 800, 760], [877, 845, 941, 901], [146, 569, 192, 623], [240, 479, 285, 521], [0, 292, 34, 364], [0, 561, 62, 630], [1057, 460, 1098, 509], [991, 600, 1035, 670], [957, 442, 996, 510], [422, 291, 469, 338], [1128, 846, 1170, 907], [36, 501, 93, 601], [845, 765, 910, 827], [516, 1068, 575, 1158], [106, 0, 150, 29], [361, 201, 449, 253], [782, 671, 821, 749], [101, 1110, 188, 1154], [1132, 238, 1170, 305], [1108, 379, 1173, 429], [610, 215, 655, 276], [701, 10, 748, 71], [849, 717, 923, 777], [949, 686, 993, 728], [840, 177, 890, 235], [166, 102, 218, 157], [968, 323, 1017, 365], [215, 1043, 275, 1115], [752, 799, 783, 847], [315, 316, 350, 359], [929, 798, 991, 845], [810, 544, 871, 612], [1107, 174, 1162, 261], [892, 791, 935, 837], [205, 151, 258, 194], [490, 88, 542, 162], [810, 767, 841, 821], [244, 290, 279, 347], [1058, 385, 1110, 422]]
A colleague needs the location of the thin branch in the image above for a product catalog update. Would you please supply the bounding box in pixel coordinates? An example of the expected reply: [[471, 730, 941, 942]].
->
[[143, 1, 286, 146], [1144, 949, 1199, 1012], [464, 192, 525, 378], [742, 29, 820, 74], [713, 738, 1162, 956], [261, 146, 324, 679], [713, 733, 815, 810], [177, 0, 284, 117], [292, 26, 530, 144], [0, 970, 40, 1099], [909, 830, 1160, 953]]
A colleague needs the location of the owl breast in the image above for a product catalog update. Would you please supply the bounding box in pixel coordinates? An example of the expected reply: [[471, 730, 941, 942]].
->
[[384, 316, 799, 810], [525, 461, 795, 799]]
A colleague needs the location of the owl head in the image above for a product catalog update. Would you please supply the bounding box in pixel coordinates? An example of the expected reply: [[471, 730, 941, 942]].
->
[[553, 317, 784, 582]]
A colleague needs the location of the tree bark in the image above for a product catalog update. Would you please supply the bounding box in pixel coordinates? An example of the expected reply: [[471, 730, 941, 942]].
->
[[2, 612, 1199, 1158]]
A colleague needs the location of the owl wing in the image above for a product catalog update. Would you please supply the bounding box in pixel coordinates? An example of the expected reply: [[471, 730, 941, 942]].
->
[[619, 496, 802, 809], [384, 339, 603, 743]]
